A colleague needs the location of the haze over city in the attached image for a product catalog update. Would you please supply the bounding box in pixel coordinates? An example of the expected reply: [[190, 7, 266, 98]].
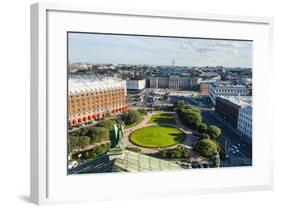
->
[[68, 33, 253, 68]]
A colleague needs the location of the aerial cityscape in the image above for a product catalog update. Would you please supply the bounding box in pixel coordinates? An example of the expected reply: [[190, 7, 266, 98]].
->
[[67, 32, 252, 174]]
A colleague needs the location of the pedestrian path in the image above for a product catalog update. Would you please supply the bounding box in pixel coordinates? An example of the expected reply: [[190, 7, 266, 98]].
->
[[123, 111, 196, 154]]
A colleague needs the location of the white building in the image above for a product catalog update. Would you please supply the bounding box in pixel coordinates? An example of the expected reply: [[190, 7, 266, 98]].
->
[[126, 79, 146, 92], [150, 75, 201, 90], [210, 83, 250, 105], [237, 105, 252, 139]]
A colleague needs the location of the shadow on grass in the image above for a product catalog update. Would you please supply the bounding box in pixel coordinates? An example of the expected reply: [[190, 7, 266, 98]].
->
[[169, 133, 185, 142], [149, 113, 176, 125]]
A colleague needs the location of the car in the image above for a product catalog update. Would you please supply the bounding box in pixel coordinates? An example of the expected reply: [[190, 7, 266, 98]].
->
[[68, 160, 78, 169], [202, 163, 209, 168], [191, 161, 199, 168], [185, 163, 192, 169], [197, 163, 203, 168]]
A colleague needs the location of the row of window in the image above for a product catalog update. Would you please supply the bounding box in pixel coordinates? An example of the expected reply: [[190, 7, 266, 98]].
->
[[70, 103, 126, 113], [239, 113, 252, 122], [70, 97, 125, 104], [69, 89, 124, 98], [70, 102, 125, 113], [238, 124, 252, 136], [210, 86, 248, 94]]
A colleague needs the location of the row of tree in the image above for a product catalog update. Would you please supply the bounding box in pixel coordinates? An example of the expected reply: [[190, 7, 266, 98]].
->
[[158, 145, 190, 159], [175, 100, 223, 160], [72, 143, 110, 160], [69, 119, 118, 151], [175, 100, 221, 140]]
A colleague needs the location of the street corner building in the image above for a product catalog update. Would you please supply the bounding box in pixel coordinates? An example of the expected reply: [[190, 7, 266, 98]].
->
[[68, 77, 128, 126]]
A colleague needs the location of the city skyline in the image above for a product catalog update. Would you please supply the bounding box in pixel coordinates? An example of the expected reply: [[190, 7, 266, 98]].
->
[[68, 33, 253, 68]]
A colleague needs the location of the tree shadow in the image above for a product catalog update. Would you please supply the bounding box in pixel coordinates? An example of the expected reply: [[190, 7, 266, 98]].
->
[[169, 133, 185, 142]]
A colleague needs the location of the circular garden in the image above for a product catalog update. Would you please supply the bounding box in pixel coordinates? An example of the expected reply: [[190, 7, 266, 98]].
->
[[130, 125, 185, 148]]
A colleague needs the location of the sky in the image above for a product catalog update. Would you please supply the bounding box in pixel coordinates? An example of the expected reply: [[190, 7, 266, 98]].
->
[[68, 33, 252, 68]]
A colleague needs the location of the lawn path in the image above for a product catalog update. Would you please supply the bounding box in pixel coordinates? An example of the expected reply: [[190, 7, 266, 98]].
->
[[123, 111, 196, 154]]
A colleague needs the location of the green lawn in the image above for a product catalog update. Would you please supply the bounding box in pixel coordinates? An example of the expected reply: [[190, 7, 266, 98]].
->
[[148, 112, 176, 125], [130, 126, 185, 148]]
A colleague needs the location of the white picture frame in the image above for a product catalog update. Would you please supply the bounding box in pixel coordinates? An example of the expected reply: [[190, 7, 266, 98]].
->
[[30, 2, 274, 205]]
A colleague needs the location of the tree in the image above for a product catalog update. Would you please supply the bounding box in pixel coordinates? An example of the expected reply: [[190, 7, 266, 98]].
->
[[121, 110, 142, 125], [137, 108, 148, 116], [96, 119, 115, 130], [207, 125, 222, 140], [78, 127, 90, 136], [180, 108, 202, 130], [68, 136, 79, 151], [193, 139, 219, 158], [78, 136, 91, 149], [211, 151, 220, 168], [200, 133, 210, 140], [68, 135, 91, 150], [175, 100, 185, 109], [159, 149, 168, 158], [158, 145, 190, 159], [88, 127, 109, 143], [198, 123, 208, 133], [184, 104, 201, 113]]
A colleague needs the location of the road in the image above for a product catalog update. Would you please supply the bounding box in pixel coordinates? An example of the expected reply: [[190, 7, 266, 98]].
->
[[200, 109, 252, 165]]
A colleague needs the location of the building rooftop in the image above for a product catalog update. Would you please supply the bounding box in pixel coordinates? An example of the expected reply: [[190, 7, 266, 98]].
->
[[218, 96, 252, 107], [240, 105, 252, 115], [211, 82, 248, 89], [114, 151, 183, 172], [68, 77, 125, 94]]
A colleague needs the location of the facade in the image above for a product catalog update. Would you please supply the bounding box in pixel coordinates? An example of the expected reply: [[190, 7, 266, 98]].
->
[[68, 77, 128, 126], [199, 80, 218, 96], [126, 78, 146, 93], [149, 75, 201, 90], [199, 82, 211, 95], [158, 76, 169, 88], [215, 96, 251, 128], [210, 83, 250, 105], [238, 105, 252, 138]]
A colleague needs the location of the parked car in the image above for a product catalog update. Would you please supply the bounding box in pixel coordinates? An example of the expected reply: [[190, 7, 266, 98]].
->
[[68, 160, 78, 169], [202, 163, 209, 168], [191, 161, 198, 169]]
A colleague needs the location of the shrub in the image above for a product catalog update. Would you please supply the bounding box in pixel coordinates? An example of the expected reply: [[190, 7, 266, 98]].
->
[[125, 146, 141, 153]]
